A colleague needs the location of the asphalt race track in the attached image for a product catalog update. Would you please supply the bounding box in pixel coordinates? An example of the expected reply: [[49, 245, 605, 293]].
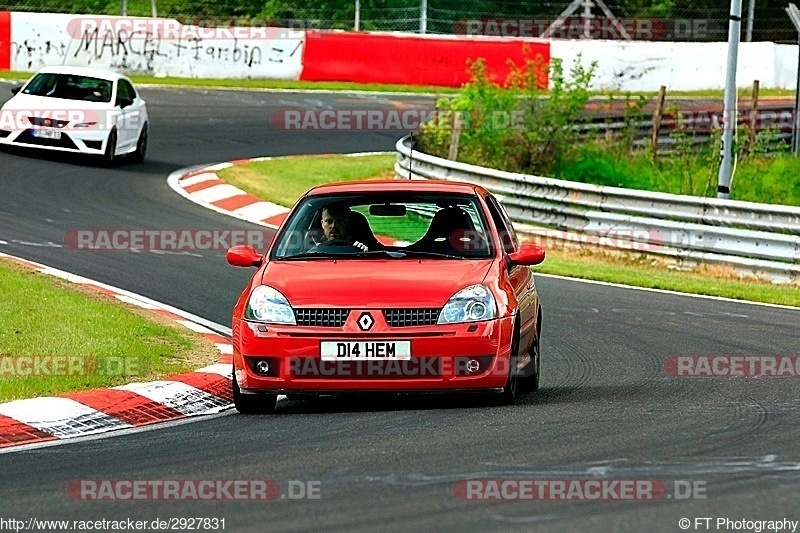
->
[[1, 83, 800, 531]]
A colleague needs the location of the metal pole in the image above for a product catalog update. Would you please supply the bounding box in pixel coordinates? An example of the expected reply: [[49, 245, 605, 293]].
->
[[420, 0, 427, 34], [121, 0, 127, 16], [746, 0, 755, 41], [355, 0, 360, 31], [717, 0, 743, 200], [784, 5, 800, 155], [151, 0, 157, 18], [795, 37, 800, 155], [583, 0, 594, 39]]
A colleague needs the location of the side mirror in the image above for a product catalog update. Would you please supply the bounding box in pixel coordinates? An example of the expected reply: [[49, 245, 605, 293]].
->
[[117, 97, 134, 109], [10, 86, 21, 95], [226, 245, 263, 268], [507, 244, 545, 267]]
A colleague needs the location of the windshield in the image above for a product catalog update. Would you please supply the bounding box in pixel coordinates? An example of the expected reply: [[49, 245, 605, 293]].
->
[[272, 192, 493, 260], [22, 73, 113, 103]]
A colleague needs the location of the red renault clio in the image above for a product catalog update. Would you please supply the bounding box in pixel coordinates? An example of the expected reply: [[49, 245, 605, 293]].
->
[[226, 179, 545, 413]]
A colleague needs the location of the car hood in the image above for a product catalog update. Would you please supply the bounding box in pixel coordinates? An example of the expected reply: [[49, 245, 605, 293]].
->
[[260, 259, 495, 308], [2, 93, 114, 111]]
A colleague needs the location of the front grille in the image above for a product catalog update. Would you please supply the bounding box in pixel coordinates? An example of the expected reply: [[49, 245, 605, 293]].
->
[[28, 116, 69, 128], [15, 129, 78, 149], [294, 308, 349, 327], [384, 308, 440, 327]]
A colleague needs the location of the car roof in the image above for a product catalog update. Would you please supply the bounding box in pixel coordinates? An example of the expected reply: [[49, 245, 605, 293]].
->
[[33, 66, 130, 82], [304, 179, 488, 197]]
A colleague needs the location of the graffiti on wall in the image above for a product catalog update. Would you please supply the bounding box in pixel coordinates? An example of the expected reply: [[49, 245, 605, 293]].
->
[[10, 13, 304, 79]]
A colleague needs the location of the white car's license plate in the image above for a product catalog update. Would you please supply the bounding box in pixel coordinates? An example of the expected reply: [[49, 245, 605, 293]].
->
[[321, 341, 411, 360], [32, 129, 61, 140]]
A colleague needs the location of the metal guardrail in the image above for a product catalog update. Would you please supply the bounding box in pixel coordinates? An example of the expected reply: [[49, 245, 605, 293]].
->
[[394, 135, 800, 282]]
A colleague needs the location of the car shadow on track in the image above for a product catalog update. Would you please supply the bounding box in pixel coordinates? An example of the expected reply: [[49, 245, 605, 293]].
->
[[0, 145, 170, 172], [268, 384, 653, 414], [272, 391, 537, 415]]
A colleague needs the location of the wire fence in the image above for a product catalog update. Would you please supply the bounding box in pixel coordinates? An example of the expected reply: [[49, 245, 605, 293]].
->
[[1, 1, 800, 42]]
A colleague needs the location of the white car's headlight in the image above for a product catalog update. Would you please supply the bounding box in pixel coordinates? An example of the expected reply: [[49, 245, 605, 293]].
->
[[73, 122, 98, 128], [437, 284, 497, 324], [245, 285, 296, 324]]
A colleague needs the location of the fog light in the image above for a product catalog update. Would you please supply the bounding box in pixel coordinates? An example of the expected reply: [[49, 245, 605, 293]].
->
[[255, 360, 271, 375], [466, 359, 481, 374]]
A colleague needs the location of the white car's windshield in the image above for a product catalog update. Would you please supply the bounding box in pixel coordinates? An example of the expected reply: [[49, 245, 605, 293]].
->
[[22, 73, 113, 103], [272, 192, 493, 260]]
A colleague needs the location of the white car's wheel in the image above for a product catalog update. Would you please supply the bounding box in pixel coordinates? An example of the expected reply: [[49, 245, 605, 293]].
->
[[101, 129, 117, 167], [131, 124, 147, 163]]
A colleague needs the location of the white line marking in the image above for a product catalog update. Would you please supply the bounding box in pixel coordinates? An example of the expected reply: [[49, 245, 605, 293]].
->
[[0, 410, 234, 454], [115, 381, 228, 416], [192, 184, 246, 204], [114, 294, 160, 309], [177, 319, 216, 334], [214, 343, 233, 355], [179, 172, 218, 187], [195, 363, 233, 378], [0, 397, 131, 439], [232, 201, 288, 221], [537, 273, 800, 312]]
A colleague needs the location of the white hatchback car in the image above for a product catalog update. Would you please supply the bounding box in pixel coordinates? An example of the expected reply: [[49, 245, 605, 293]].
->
[[0, 66, 148, 165]]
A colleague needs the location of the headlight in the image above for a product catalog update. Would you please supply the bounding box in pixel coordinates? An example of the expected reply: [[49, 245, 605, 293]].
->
[[73, 122, 98, 128], [437, 284, 497, 324], [245, 285, 296, 324]]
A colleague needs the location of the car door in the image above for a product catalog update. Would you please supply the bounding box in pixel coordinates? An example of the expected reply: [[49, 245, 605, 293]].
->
[[485, 194, 537, 356], [114, 79, 140, 151]]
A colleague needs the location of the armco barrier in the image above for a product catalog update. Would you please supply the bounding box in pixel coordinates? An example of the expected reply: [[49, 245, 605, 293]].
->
[[395, 136, 800, 282], [300, 31, 550, 87]]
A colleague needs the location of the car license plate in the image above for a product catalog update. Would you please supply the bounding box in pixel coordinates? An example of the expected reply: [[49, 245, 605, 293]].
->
[[32, 129, 61, 140], [320, 341, 411, 360]]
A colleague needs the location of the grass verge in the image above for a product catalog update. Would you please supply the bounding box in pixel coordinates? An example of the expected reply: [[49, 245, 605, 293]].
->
[[3, 70, 793, 99], [0, 259, 219, 402], [219, 153, 800, 308], [217, 153, 396, 206], [0, 70, 456, 95]]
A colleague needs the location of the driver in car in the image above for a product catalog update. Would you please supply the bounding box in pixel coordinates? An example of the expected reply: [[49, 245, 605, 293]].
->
[[318, 205, 369, 252]]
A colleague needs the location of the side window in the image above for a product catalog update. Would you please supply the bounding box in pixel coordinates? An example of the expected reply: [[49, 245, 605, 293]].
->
[[485, 195, 518, 255], [116, 80, 135, 103]]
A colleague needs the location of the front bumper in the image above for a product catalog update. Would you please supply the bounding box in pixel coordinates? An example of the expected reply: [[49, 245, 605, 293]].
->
[[0, 128, 108, 154], [233, 315, 515, 393]]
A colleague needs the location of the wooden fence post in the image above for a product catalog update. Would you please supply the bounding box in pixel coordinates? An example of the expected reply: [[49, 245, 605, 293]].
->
[[651, 85, 667, 161]]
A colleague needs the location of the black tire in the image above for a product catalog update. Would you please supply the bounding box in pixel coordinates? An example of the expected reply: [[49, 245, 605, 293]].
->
[[101, 129, 117, 167], [519, 309, 542, 393], [232, 370, 277, 414], [519, 332, 541, 393], [130, 124, 147, 163], [494, 325, 520, 405]]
